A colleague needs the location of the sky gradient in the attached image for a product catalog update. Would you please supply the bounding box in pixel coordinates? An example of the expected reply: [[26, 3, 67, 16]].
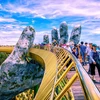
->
[[0, 0, 100, 45]]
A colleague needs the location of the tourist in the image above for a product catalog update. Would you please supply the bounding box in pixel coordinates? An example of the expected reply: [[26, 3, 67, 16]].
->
[[85, 43, 93, 73], [61, 43, 66, 49], [85, 42, 88, 47], [65, 43, 72, 52], [85, 42, 88, 63], [77, 44, 83, 63], [89, 44, 100, 82], [72, 47, 78, 58], [80, 41, 86, 66], [52, 39, 58, 46], [69, 41, 74, 50]]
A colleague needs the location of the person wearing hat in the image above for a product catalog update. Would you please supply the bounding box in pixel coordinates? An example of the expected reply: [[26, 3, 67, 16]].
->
[[89, 44, 100, 82], [64, 42, 72, 53]]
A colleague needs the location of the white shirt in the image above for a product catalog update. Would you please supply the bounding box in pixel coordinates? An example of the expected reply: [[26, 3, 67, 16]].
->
[[64, 46, 72, 53], [85, 46, 92, 55]]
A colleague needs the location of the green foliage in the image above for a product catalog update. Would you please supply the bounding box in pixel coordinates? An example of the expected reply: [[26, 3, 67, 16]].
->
[[16, 89, 34, 100], [0, 52, 9, 65], [8, 72, 16, 77], [30, 27, 35, 32]]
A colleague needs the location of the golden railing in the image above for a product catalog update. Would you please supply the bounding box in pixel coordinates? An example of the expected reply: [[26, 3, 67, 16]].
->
[[0, 46, 100, 100], [48, 47, 100, 100]]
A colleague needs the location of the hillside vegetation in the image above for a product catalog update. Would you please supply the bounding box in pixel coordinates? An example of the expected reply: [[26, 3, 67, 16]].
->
[[0, 52, 9, 65]]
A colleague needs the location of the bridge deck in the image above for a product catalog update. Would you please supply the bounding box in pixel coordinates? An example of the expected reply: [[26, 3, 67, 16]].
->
[[67, 64, 100, 100], [0, 46, 100, 99]]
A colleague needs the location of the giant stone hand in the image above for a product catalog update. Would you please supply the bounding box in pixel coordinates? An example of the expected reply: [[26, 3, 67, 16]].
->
[[0, 26, 44, 100], [70, 25, 81, 44]]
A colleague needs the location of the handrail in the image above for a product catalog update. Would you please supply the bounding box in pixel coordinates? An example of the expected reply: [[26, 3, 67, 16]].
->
[[71, 51, 100, 100], [52, 47, 100, 100], [0, 46, 13, 53], [29, 48, 58, 100]]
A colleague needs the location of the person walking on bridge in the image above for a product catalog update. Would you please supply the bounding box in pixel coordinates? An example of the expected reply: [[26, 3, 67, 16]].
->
[[85, 43, 93, 73], [80, 41, 86, 66], [64, 43, 72, 53], [89, 44, 100, 82]]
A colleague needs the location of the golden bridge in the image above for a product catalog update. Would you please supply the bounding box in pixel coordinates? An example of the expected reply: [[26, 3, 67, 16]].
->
[[0, 46, 100, 100]]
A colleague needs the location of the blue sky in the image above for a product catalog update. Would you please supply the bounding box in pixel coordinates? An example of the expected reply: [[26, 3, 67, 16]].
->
[[0, 0, 100, 45]]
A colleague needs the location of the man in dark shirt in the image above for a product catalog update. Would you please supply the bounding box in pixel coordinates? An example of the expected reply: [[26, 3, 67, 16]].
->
[[80, 41, 86, 65]]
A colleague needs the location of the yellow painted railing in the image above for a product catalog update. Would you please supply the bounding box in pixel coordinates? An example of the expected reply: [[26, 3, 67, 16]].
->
[[48, 47, 100, 100], [29, 48, 58, 100], [0, 46, 100, 100]]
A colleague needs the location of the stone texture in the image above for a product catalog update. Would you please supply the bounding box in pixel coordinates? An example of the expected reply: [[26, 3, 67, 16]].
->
[[0, 26, 44, 100], [43, 35, 49, 44], [51, 27, 59, 44], [70, 24, 81, 44], [59, 21, 68, 44]]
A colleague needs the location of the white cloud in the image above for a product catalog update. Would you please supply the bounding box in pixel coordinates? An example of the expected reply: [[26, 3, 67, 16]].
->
[[90, 27, 100, 34], [0, 29, 21, 45], [1, 0, 100, 18], [32, 20, 35, 24], [34, 31, 51, 44], [0, 23, 27, 45], [0, 22, 51, 45], [0, 0, 100, 45], [0, 17, 16, 22], [0, 4, 2, 9], [0, 30, 51, 45]]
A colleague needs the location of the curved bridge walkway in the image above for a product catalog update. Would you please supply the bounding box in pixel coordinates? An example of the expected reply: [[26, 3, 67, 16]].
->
[[52, 47, 100, 100], [0, 46, 100, 100], [35, 46, 100, 100]]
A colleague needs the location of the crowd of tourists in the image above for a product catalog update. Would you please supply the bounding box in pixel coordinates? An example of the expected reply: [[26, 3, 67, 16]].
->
[[33, 41, 100, 82], [53, 41, 100, 82]]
